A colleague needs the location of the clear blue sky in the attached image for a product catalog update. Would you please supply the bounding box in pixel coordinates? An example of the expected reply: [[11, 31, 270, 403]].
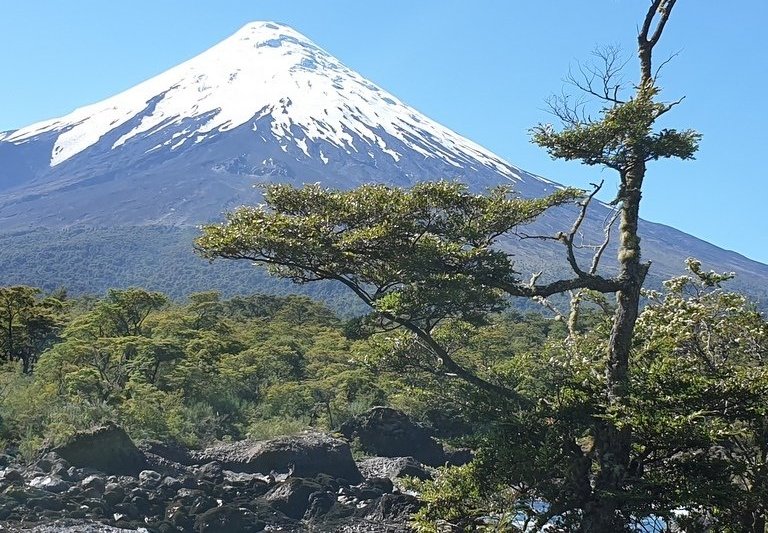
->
[[1, 1, 766, 264]]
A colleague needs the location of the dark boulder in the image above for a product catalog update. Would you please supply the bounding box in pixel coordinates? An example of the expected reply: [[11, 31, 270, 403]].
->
[[102, 482, 125, 506], [305, 490, 335, 519], [196, 461, 224, 484], [50, 423, 147, 475], [363, 476, 394, 495], [138, 469, 162, 489], [445, 447, 474, 466], [80, 474, 106, 495], [373, 492, 422, 521], [340, 407, 445, 466], [137, 439, 195, 465], [265, 477, 322, 519], [0, 467, 24, 484], [194, 431, 362, 482]]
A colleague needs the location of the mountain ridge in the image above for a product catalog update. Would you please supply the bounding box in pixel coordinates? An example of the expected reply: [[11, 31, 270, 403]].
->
[[0, 21, 765, 305]]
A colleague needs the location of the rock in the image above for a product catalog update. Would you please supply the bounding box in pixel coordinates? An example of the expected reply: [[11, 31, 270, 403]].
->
[[160, 476, 183, 492], [112, 501, 140, 520], [196, 461, 224, 483], [310, 473, 340, 493], [194, 431, 362, 482], [340, 407, 446, 466], [66, 466, 84, 482], [50, 423, 147, 475], [11, 518, 149, 532], [142, 452, 191, 478], [0, 468, 24, 484], [29, 475, 71, 493], [363, 476, 394, 495], [266, 477, 322, 519], [27, 495, 65, 511], [81, 496, 108, 514], [194, 504, 266, 532], [166, 502, 194, 530], [0, 497, 14, 520], [174, 487, 205, 505], [189, 494, 218, 515], [80, 474, 106, 494], [358, 456, 432, 481], [50, 461, 71, 480], [103, 482, 125, 506], [306, 490, 334, 519], [137, 439, 195, 465], [373, 492, 422, 521], [445, 447, 474, 466], [139, 469, 162, 488], [130, 493, 151, 515], [35, 456, 54, 473]]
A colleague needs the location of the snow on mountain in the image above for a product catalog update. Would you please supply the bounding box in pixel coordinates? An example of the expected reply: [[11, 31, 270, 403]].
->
[[4, 22, 534, 183]]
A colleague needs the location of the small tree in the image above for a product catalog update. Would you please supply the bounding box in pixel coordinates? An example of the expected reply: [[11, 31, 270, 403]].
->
[[196, 1, 698, 529], [0, 286, 65, 373]]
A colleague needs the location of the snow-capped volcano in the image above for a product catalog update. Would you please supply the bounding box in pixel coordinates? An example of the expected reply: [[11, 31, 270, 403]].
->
[[0, 21, 766, 301], [3, 22, 529, 182]]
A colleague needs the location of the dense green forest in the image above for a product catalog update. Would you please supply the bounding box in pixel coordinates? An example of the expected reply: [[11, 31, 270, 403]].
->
[[0, 227, 369, 315], [0, 286, 552, 453]]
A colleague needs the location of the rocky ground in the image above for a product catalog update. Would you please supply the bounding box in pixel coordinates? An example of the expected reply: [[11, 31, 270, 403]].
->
[[0, 408, 467, 532]]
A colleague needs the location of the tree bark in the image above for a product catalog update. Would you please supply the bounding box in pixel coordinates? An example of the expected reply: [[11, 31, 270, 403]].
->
[[581, 163, 647, 531], [579, 2, 682, 528]]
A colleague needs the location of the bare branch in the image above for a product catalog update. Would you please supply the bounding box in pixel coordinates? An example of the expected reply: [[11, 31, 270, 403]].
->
[[490, 273, 623, 299], [534, 296, 565, 320], [544, 91, 591, 126], [559, 181, 604, 278], [639, 0, 665, 45], [655, 95, 686, 118], [648, 0, 678, 46], [590, 206, 621, 275], [565, 45, 629, 106], [653, 49, 681, 82]]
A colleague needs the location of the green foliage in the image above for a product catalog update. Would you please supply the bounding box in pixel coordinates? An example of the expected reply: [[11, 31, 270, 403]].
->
[[197, 181, 580, 327], [1, 270, 765, 530], [409, 463, 521, 532], [0, 286, 65, 372], [531, 85, 701, 170], [0, 286, 391, 451], [247, 417, 309, 440]]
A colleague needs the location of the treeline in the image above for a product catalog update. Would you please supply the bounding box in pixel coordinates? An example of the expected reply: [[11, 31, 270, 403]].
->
[[0, 226, 369, 313]]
